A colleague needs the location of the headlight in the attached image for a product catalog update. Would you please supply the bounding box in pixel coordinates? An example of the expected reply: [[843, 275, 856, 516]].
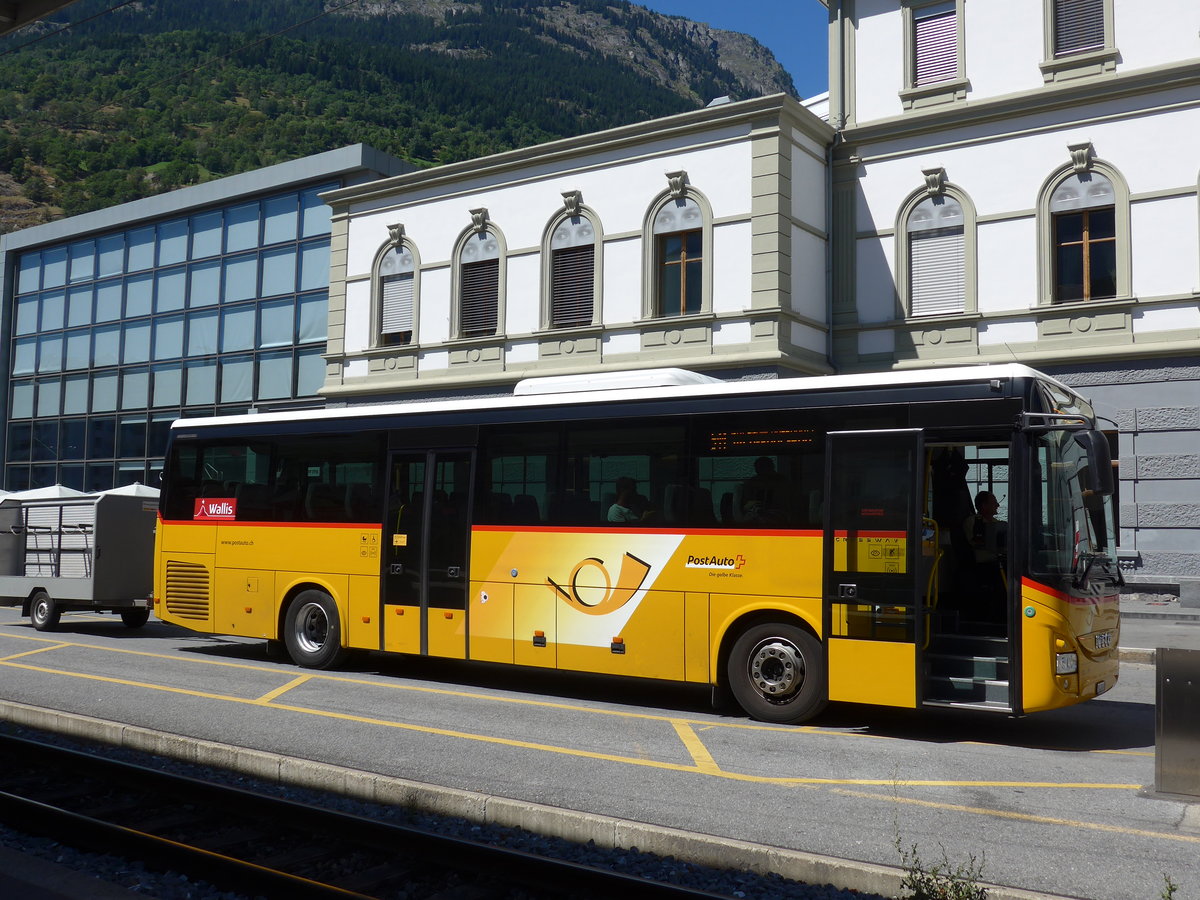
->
[[1056, 652, 1078, 675]]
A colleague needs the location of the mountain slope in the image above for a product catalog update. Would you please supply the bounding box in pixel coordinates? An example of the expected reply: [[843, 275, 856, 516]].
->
[[0, 0, 796, 230]]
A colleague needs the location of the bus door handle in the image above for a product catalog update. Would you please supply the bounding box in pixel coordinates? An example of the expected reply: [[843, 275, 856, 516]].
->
[[447, 566, 462, 579], [838, 583, 859, 599]]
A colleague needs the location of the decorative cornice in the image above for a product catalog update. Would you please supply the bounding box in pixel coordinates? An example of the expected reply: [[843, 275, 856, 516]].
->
[[561, 190, 582, 215], [469, 207, 489, 233], [921, 166, 947, 196], [386, 222, 405, 246], [323, 94, 833, 210], [839, 60, 1200, 148]]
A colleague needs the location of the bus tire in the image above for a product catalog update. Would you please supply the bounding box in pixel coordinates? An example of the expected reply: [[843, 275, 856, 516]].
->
[[284, 590, 348, 670], [120, 608, 151, 628], [727, 622, 827, 725], [30, 591, 60, 632]]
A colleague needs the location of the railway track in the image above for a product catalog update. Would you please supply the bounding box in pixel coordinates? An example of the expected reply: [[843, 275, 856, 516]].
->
[[0, 732, 731, 899]]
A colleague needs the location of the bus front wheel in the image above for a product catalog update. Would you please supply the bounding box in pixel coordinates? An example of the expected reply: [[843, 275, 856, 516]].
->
[[30, 591, 60, 632], [284, 590, 348, 670], [727, 623, 827, 725]]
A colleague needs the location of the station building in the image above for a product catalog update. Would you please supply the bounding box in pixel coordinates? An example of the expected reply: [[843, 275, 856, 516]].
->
[[2, 0, 1197, 599], [318, 94, 833, 401], [823, 0, 1200, 599], [0, 146, 410, 491]]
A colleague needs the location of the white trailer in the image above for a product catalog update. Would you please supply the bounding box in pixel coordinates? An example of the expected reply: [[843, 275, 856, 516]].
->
[[0, 485, 157, 631]]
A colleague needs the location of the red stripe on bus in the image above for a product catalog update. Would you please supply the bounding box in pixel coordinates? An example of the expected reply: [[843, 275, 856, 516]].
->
[[159, 519, 379, 529], [470, 524, 822, 538]]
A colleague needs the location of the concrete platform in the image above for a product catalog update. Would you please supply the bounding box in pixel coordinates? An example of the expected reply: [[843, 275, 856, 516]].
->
[[1118, 592, 1200, 663]]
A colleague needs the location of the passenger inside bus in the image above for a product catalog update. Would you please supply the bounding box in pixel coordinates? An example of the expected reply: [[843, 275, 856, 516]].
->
[[740, 456, 788, 524], [607, 477, 653, 524], [929, 447, 1010, 629], [965, 490, 1007, 623]]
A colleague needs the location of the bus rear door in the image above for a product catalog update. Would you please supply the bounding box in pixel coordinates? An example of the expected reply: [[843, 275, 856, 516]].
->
[[383, 450, 473, 659], [823, 429, 924, 709]]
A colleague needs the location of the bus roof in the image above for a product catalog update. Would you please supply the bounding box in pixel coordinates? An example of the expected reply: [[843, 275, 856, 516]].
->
[[172, 363, 1073, 432]]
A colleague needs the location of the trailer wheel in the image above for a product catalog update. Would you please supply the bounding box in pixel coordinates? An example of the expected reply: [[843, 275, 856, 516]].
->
[[284, 590, 348, 670], [727, 622, 827, 724], [30, 591, 60, 632], [120, 608, 150, 628]]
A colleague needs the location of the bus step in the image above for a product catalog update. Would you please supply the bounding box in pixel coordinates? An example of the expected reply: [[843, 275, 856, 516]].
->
[[924, 675, 1010, 704], [928, 635, 1007, 657], [923, 698, 1013, 713], [926, 653, 1009, 682]]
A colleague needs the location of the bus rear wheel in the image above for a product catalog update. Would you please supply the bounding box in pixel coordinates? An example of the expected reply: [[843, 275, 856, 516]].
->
[[30, 591, 60, 632], [727, 622, 826, 724], [284, 590, 348, 670]]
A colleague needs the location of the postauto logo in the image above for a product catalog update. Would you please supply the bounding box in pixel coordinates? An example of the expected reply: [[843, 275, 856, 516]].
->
[[546, 552, 652, 616], [194, 498, 238, 521], [685, 553, 745, 570]]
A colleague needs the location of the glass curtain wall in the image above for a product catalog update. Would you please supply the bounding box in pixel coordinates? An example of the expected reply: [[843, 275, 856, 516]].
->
[[7, 183, 336, 492]]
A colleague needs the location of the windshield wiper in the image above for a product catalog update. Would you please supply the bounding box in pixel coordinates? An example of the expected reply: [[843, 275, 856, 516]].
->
[[1073, 552, 1125, 590]]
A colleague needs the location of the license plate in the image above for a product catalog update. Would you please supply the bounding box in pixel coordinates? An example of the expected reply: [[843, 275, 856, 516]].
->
[[1094, 631, 1112, 650]]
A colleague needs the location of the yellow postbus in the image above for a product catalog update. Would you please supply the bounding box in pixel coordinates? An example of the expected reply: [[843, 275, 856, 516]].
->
[[154, 364, 1121, 724]]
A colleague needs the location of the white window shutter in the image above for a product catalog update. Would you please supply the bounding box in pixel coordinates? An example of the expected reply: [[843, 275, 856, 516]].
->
[[381, 272, 414, 336], [910, 229, 965, 316]]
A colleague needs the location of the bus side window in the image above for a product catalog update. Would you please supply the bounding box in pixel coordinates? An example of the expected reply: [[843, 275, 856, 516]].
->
[[305, 483, 347, 522]]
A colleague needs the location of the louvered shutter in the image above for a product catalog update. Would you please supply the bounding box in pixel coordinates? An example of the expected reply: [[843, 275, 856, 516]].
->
[[550, 245, 594, 328], [460, 259, 499, 337], [910, 228, 965, 316], [914, 4, 957, 86], [1054, 0, 1104, 56], [381, 272, 414, 341]]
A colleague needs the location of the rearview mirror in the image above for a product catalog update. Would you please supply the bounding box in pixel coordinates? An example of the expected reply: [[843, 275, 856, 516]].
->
[[1073, 431, 1114, 496]]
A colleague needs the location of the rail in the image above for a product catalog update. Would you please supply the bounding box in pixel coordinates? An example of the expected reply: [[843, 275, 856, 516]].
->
[[0, 732, 730, 899]]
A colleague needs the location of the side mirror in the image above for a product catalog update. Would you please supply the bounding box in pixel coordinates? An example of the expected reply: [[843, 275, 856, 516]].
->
[[1073, 431, 1114, 495]]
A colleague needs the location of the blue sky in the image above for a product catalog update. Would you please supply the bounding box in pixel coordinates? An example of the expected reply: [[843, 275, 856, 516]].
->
[[636, 1, 830, 99]]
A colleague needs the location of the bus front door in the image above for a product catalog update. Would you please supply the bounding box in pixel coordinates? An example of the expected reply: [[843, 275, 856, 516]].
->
[[383, 450, 473, 659], [823, 429, 924, 709]]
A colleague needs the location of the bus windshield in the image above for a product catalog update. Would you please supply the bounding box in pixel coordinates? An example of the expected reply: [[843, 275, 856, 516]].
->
[[1032, 428, 1117, 581]]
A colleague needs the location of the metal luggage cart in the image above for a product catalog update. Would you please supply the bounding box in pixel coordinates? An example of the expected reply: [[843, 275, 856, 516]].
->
[[0, 487, 157, 631]]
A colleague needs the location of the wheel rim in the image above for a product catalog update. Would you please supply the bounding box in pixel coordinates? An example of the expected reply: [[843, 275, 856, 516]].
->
[[746, 636, 805, 703], [32, 598, 49, 624], [293, 601, 329, 654]]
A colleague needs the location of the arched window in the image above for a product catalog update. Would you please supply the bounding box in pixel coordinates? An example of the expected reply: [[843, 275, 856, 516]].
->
[[547, 212, 598, 328], [376, 243, 416, 346], [908, 194, 965, 316], [1049, 171, 1116, 302], [895, 175, 976, 318], [458, 229, 501, 338], [653, 197, 704, 317]]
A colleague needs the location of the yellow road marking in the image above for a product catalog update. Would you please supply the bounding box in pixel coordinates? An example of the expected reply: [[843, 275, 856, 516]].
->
[[256, 675, 312, 703], [0, 643, 71, 662], [0, 657, 1145, 791], [0, 630, 851, 736], [835, 788, 1200, 844], [671, 720, 722, 774]]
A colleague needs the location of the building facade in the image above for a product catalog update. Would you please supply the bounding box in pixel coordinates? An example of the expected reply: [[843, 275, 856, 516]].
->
[[319, 95, 834, 400], [825, 0, 1200, 599], [0, 145, 410, 491]]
